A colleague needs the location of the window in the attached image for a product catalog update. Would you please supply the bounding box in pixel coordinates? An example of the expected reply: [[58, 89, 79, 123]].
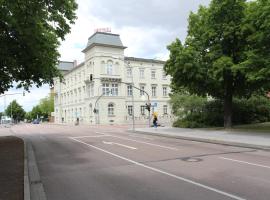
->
[[107, 61, 113, 75], [127, 68, 132, 77], [140, 105, 145, 115], [163, 105, 168, 115], [151, 70, 156, 79], [163, 86, 168, 96], [140, 85, 145, 96], [139, 69, 145, 79], [102, 83, 110, 96], [108, 103, 114, 116], [90, 84, 94, 97], [111, 84, 118, 96], [162, 71, 167, 79], [128, 106, 133, 116], [127, 85, 133, 96], [152, 86, 157, 97]]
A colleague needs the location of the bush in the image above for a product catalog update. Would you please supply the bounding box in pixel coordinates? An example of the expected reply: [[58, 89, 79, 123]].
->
[[171, 94, 270, 128]]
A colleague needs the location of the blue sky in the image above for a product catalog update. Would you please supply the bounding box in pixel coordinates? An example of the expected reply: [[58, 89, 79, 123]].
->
[[0, 0, 211, 112]]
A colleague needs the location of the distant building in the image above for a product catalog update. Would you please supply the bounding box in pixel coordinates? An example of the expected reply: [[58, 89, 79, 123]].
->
[[53, 32, 173, 125]]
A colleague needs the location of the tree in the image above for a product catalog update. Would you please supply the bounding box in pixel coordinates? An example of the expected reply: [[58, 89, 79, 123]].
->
[[39, 94, 54, 119], [30, 105, 42, 120], [5, 100, 26, 122], [165, 0, 270, 128], [0, 0, 78, 94]]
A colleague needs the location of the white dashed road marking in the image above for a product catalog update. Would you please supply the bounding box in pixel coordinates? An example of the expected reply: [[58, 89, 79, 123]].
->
[[219, 157, 270, 169], [70, 137, 246, 200]]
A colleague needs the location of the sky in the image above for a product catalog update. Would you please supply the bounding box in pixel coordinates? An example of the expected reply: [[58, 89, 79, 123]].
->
[[0, 0, 210, 112]]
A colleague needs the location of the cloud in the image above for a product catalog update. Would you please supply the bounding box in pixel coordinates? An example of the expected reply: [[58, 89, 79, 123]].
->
[[2, 0, 211, 112], [0, 85, 50, 112], [59, 0, 211, 62]]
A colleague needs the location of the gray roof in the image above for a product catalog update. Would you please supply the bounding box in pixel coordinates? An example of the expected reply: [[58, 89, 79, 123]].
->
[[125, 57, 165, 64], [82, 32, 126, 52], [58, 61, 74, 71]]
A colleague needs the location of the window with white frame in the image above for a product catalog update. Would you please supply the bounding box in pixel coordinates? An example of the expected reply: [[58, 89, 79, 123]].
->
[[140, 105, 145, 115], [102, 83, 110, 96], [163, 86, 168, 96], [111, 84, 118, 96], [151, 85, 157, 97], [151, 70, 156, 79], [127, 85, 133, 96], [140, 85, 145, 96], [128, 105, 133, 116], [162, 71, 167, 79], [107, 61, 113, 75], [108, 103, 114, 116], [139, 68, 145, 79], [127, 68, 132, 77], [163, 105, 168, 115]]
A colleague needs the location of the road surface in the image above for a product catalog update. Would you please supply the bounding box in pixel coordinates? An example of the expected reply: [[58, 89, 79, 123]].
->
[[11, 124, 270, 200]]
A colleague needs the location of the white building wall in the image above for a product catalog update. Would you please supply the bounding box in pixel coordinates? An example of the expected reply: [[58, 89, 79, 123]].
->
[[54, 35, 173, 125]]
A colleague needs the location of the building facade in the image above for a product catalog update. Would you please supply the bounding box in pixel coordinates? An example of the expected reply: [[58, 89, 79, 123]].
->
[[54, 32, 173, 125]]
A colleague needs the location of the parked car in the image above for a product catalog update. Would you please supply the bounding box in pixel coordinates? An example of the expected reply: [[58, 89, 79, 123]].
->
[[32, 119, 40, 124]]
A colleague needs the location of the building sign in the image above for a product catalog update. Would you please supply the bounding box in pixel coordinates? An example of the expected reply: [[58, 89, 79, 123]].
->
[[94, 27, 111, 33]]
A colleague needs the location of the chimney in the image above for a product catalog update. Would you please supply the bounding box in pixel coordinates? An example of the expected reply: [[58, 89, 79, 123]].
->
[[73, 60, 77, 68]]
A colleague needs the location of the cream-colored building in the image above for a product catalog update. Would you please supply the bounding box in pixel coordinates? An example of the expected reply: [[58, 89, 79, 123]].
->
[[54, 32, 172, 125]]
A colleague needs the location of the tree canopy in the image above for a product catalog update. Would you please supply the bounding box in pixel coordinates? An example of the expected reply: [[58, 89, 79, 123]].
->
[[164, 0, 270, 128], [5, 100, 26, 121], [0, 0, 78, 94]]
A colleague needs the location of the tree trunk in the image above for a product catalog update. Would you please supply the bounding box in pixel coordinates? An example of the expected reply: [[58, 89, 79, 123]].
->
[[224, 86, 233, 129]]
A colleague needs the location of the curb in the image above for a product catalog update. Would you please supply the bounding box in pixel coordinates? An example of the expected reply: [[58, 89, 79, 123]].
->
[[132, 130, 270, 151], [27, 141, 47, 200], [24, 139, 31, 200]]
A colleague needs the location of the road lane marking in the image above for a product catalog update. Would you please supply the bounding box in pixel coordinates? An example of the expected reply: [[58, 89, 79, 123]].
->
[[219, 157, 270, 169], [72, 135, 108, 139], [128, 134, 154, 140], [103, 141, 137, 150], [70, 137, 246, 200], [72, 133, 177, 150], [97, 132, 178, 151]]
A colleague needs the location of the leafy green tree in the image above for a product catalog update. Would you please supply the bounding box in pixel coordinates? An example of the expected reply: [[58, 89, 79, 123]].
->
[[5, 100, 26, 122], [39, 95, 54, 119], [30, 105, 42, 120], [0, 0, 78, 94], [165, 0, 270, 128]]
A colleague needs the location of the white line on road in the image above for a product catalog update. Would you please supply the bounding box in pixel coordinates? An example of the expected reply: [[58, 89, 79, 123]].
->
[[128, 134, 154, 140], [71, 135, 108, 139], [219, 157, 270, 169], [72, 133, 177, 150], [70, 137, 246, 200], [98, 132, 178, 151], [103, 141, 137, 150]]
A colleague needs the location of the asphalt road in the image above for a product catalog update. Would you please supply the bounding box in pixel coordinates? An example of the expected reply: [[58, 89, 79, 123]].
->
[[11, 124, 270, 200]]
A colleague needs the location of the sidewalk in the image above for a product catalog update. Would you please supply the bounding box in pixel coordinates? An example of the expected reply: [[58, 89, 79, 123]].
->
[[134, 127, 270, 150]]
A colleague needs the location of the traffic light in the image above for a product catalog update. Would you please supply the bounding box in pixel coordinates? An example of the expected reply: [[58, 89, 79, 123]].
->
[[145, 103, 151, 112], [90, 74, 93, 81]]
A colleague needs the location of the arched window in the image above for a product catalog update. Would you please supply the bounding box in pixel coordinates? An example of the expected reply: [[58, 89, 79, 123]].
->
[[108, 103, 114, 116], [107, 61, 113, 75]]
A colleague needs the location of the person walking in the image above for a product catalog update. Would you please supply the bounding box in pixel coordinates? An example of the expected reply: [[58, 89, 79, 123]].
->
[[153, 112, 158, 129]]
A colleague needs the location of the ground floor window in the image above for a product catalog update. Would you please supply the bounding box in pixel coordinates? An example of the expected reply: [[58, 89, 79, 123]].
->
[[140, 105, 145, 115], [128, 105, 133, 116], [108, 103, 114, 116], [163, 105, 168, 115]]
